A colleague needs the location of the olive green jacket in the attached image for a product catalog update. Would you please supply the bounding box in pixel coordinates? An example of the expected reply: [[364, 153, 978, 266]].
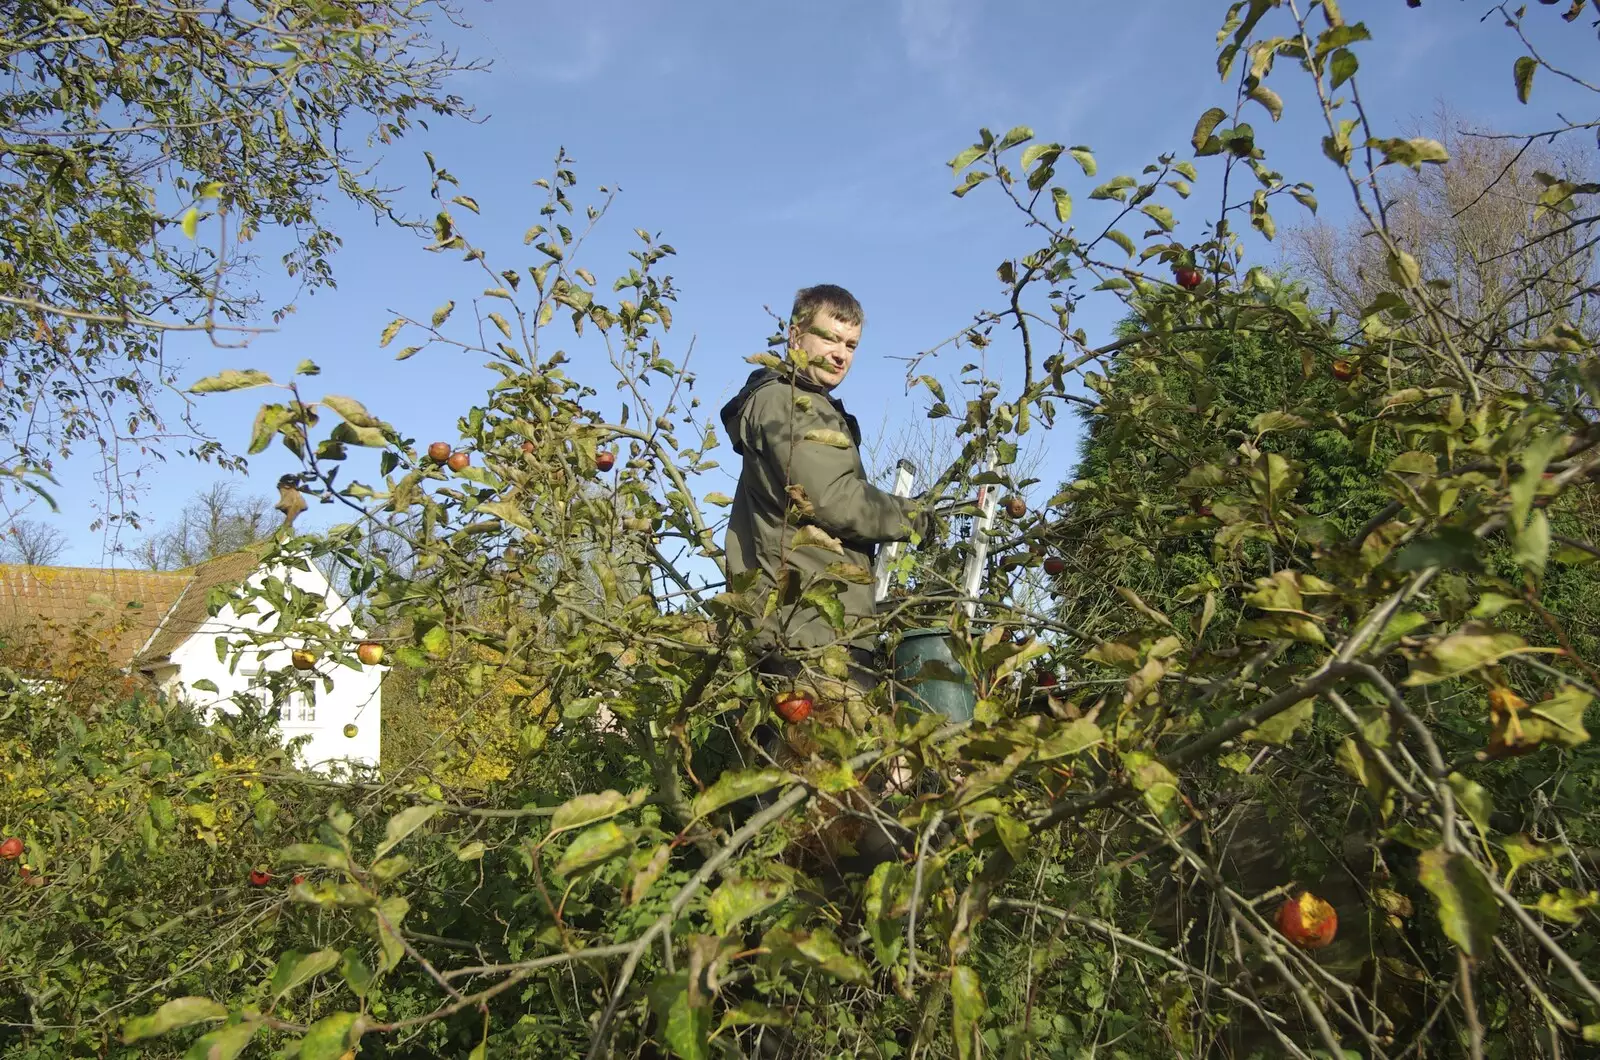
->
[[720, 369, 918, 653]]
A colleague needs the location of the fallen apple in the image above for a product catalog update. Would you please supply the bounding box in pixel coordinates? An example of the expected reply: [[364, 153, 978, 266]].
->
[[775, 692, 813, 724], [356, 641, 384, 666], [427, 441, 451, 464], [595, 450, 616, 472], [291, 649, 316, 671], [292, 874, 306, 885], [0, 837, 22, 860], [1276, 891, 1338, 949], [447, 450, 470, 472], [248, 868, 272, 887]]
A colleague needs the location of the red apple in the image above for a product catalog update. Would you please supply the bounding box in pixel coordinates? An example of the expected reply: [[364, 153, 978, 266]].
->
[[1276, 891, 1338, 949], [0, 837, 22, 860], [356, 641, 384, 666], [1043, 556, 1066, 576], [447, 450, 470, 472], [1332, 359, 1356, 381], [595, 450, 616, 472], [248, 868, 272, 887], [1035, 667, 1058, 689], [427, 441, 451, 464], [775, 692, 813, 724], [292, 874, 306, 885], [1174, 265, 1203, 290], [521, 440, 536, 455]]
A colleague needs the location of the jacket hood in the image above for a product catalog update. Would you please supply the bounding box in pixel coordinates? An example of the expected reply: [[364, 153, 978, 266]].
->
[[720, 368, 862, 456]]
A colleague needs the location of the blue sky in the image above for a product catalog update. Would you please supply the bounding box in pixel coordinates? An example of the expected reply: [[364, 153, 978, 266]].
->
[[30, 0, 1597, 567]]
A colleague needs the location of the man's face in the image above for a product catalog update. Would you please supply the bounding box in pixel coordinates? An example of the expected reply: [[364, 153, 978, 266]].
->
[[790, 311, 861, 391]]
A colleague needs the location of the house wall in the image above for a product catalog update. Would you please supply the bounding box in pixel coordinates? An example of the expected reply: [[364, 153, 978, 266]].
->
[[161, 559, 383, 773]]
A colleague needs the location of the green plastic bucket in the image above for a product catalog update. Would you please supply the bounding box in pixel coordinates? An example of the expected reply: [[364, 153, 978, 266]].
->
[[892, 628, 976, 723]]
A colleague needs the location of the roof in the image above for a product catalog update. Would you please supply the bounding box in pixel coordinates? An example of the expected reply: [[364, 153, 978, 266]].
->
[[0, 541, 276, 669]]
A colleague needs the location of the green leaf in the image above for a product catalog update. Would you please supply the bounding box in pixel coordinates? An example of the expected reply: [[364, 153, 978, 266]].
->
[[554, 821, 632, 878], [626, 844, 671, 906], [764, 927, 869, 982], [296, 1012, 360, 1060], [1370, 137, 1450, 169], [693, 769, 790, 820], [1329, 48, 1358, 89], [122, 998, 229, 1043], [321, 395, 381, 429], [451, 194, 480, 213], [1447, 773, 1494, 839], [183, 1022, 259, 1060], [952, 965, 985, 1060], [1251, 410, 1309, 435], [996, 125, 1034, 151], [431, 301, 455, 327], [372, 804, 440, 862], [270, 949, 341, 1001], [276, 844, 349, 870], [1243, 698, 1315, 745], [1523, 686, 1592, 748], [1386, 249, 1421, 287], [1105, 229, 1136, 257], [340, 949, 375, 999], [1247, 83, 1283, 121], [1192, 107, 1228, 153], [1533, 887, 1598, 924], [1404, 625, 1534, 685], [1393, 527, 1481, 573], [1514, 56, 1536, 104], [1051, 186, 1072, 224], [189, 369, 273, 394], [1417, 846, 1498, 959], [191, 678, 219, 693], [1124, 751, 1182, 828], [790, 525, 845, 556], [373, 896, 409, 973], [378, 318, 405, 347], [707, 878, 789, 937], [948, 145, 985, 173], [660, 977, 711, 1060], [703, 491, 733, 507], [549, 790, 632, 836]]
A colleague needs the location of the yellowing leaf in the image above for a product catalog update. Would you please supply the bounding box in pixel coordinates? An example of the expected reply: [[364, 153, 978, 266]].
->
[[790, 525, 845, 555], [1417, 846, 1498, 959]]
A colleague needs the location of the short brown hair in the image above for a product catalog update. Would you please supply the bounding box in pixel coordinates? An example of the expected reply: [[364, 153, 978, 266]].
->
[[791, 284, 865, 331]]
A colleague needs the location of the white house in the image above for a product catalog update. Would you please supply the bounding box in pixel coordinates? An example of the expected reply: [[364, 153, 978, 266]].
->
[[0, 543, 383, 772]]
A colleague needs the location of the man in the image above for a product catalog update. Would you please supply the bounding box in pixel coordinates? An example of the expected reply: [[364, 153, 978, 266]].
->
[[718, 284, 927, 885], [720, 284, 925, 706]]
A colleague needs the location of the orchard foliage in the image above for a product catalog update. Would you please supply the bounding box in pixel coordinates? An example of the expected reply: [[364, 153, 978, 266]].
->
[[7, 1, 1600, 1057]]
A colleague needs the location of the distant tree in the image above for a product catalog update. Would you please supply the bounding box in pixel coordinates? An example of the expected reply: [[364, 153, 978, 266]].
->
[[0, 0, 483, 525], [128, 483, 272, 570], [0, 517, 67, 566]]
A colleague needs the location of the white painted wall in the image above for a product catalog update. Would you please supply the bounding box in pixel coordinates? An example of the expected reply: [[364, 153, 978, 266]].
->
[[160, 559, 383, 773]]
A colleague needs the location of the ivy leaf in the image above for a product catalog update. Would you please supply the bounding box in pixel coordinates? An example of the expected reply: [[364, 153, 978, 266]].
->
[[122, 998, 229, 1043], [1417, 846, 1498, 959]]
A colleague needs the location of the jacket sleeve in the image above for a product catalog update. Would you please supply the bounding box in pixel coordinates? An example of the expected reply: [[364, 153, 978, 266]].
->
[[743, 384, 917, 544]]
